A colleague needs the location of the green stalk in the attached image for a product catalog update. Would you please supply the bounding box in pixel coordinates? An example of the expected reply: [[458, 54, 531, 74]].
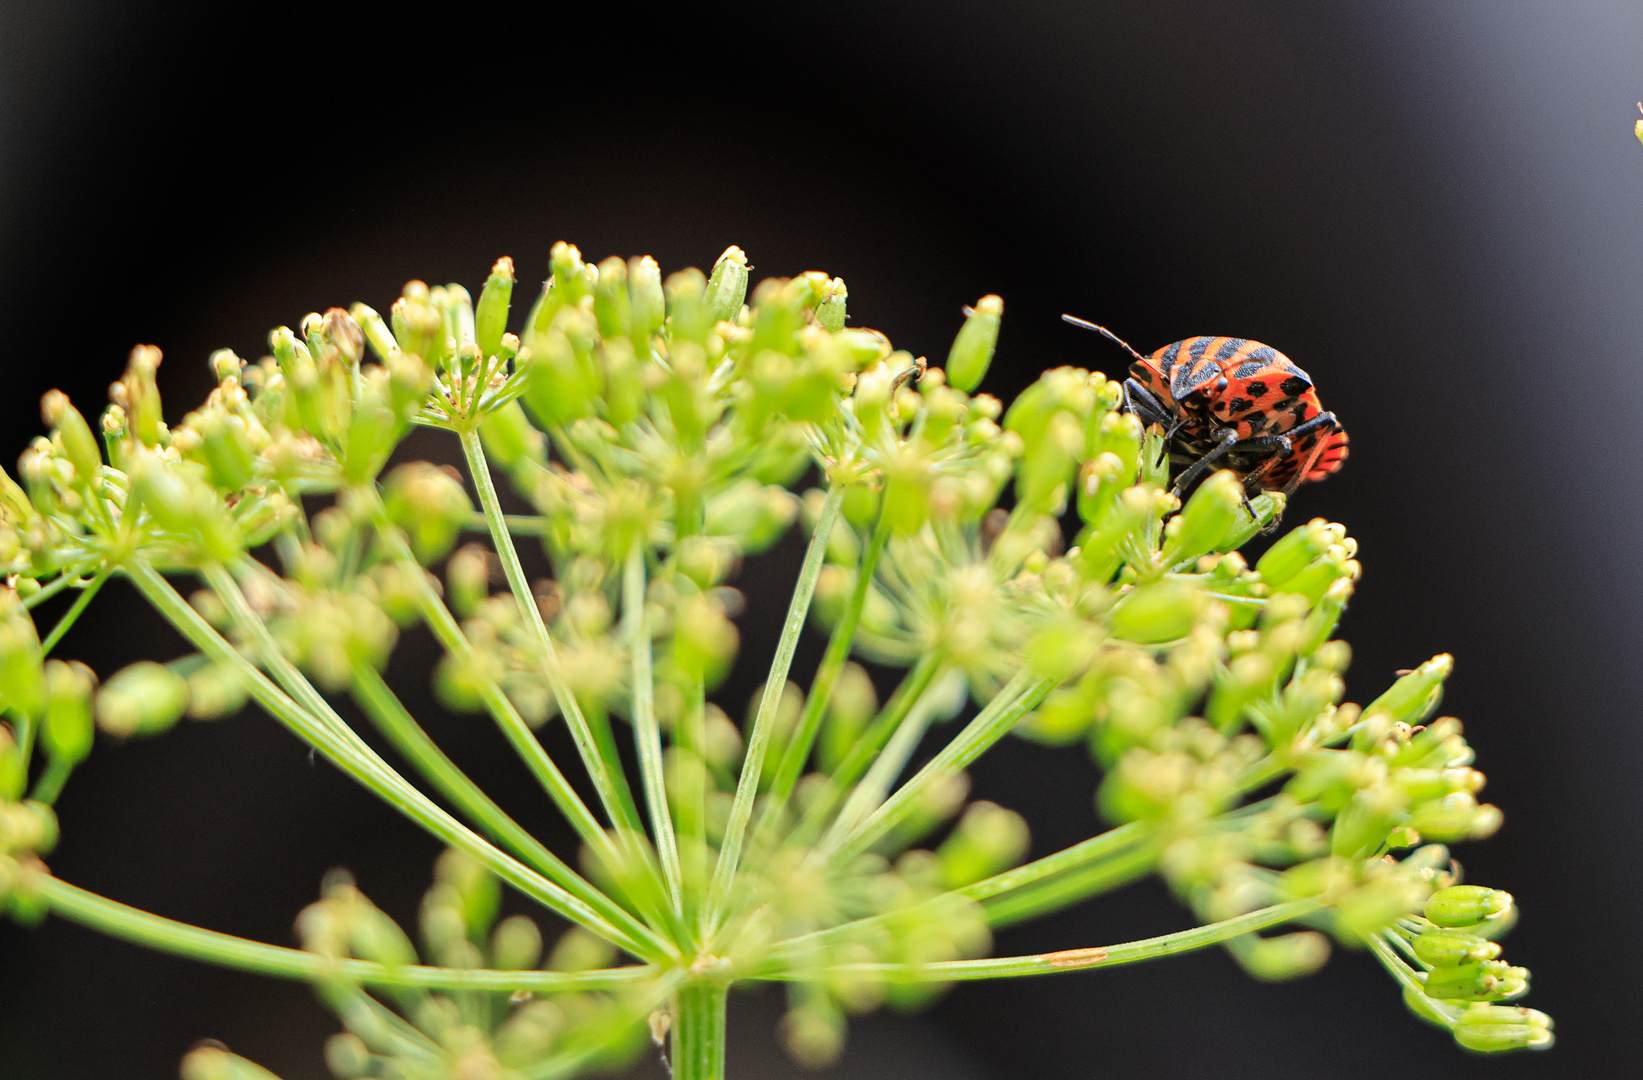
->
[[961, 822, 1148, 902], [783, 654, 941, 850], [21, 572, 77, 610], [39, 569, 108, 656], [459, 427, 642, 833], [626, 544, 682, 911], [765, 500, 889, 808], [362, 494, 615, 857], [672, 980, 728, 1080], [821, 671, 1054, 862], [981, 842, 1158, 927], [464, 511, 549, 536], [348, 663, 666, 960], [125, 561, 638, 951], [705, 483, 843, 926], [806, 898, 1325, 982], [820, 668, 949, 849], [41, 875, 656, 992]]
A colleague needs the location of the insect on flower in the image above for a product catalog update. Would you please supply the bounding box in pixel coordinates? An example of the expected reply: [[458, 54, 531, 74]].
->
[[1063, 315, 1348, 499]]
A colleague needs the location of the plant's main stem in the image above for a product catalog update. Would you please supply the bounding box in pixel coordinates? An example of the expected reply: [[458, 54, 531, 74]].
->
[[672, 981, 729, 1080]]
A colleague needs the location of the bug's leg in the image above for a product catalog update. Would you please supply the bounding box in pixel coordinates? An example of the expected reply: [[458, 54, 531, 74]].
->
[[1278, 414, 1342, 498], [1170, 427, 1245, 496], [1123, 378, 1174, 428]]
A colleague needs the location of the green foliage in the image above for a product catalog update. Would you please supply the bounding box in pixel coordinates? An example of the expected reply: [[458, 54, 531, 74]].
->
[[0, 243, 1550, 1077]]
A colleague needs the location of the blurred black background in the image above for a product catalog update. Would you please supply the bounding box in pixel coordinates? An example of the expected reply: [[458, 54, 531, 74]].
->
[[1, 1, 1640, 1077]]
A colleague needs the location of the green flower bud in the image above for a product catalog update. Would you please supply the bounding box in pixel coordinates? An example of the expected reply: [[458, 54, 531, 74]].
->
[[434, 847, 501, 938], [0, 726, 24, 800], [1412, 928, 1502, 968], [704, 482, 797, 553], [474, 256, 515, 358], [664, 268, 712, 343], [705, 245, 750, 323], [1334, 873, 1428, 940], [478, 401, 543, 470], [1026, 614, 1102, 684], [0, 616, 46, 719], [40, 391, 102, 485], [1364, 654, 1452, 725], [390, 281, 446, 363], [441, 283, 476, 361], [1407, 792, 1503, 842], [324, 1033, 373, 1079], [672, 593, 739, 687], [1162, 469, 1243, 567], [816, 276, 848, 332], [945, 295, 1002, 392], [1214, 492, 1285, 554], [628, 255, 666, 344], [1424, 884, 1514, 928], [549, 242, 592, 307], [523, 324, 598, 428], [114, 345, 166, 447], [180, 1045, 285, 1080], [1109, 580, 1206, 644], [1330, 785, 1406, 859], [42, 659, 95, 767], [447, 544, 490, 618], [185, 662, 245, 720], [1451, 1004, 1553, 1052], [1255, 517, 1343, 588], [95, 661, 189, 737], [1229, 930, 1331, 982], [350, 301, 398, 362], [592, 256, 632, 341], [491, 913, 543, 970], [1423, 959, 1529, 1001], [188, 410, 259, 492], [382, 462, 473, 565], [937, 800, 1030, 888], [318, 307, 366, 366], [547, 924, 618, 972]]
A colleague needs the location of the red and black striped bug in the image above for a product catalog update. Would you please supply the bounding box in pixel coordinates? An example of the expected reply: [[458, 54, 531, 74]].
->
[[1062, 315, 1348, 500]]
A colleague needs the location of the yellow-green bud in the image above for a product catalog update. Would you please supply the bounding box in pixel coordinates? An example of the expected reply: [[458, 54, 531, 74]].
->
[[1162, 469, 1243, 567], [478, 401, 543, 470], [593, 256, 631, 340], [705, 245, 750, 323], [474, 256, 515, 358], [937, 800, 1030, 887], [180, 1044, 285, 1080], [1363, 654, 1452, 725], [815, 277, 847, 332], [95, 661, 189, 737], [1451, 1003, 1553, 1052], [0, 616, 45, 719], [1423, 959, 1528, 1001], [42, 659, 95, 767], [1424, 884, 1513, 928], [1109, 580, 1206, 644], [1412, 928, 1501, 968], [382, 462, 473, 565], [435, 847, 501, 938], [1255, 517, 1343, 588], [945, 295, 1002, 392], [628, 255, 665, 343], [40, 391, 102, 485], [491, 914, 543, 970], [350, 302, 398, 362]]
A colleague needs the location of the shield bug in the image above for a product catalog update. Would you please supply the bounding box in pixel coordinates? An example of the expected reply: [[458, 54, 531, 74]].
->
[[1062, 315, 1348, 499]]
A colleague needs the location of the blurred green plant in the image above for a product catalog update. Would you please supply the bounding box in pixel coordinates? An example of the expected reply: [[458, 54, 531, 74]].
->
[[0, 244, 1550, 1079]]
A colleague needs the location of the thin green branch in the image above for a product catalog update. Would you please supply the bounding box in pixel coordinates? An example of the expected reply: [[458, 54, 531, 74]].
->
[[799, 898, 1325, 982], [39, 569, 108, 656], [464, 511, 549, 536], [627, 544, 682, 912], [672, 980, 728, 1080], [959, 822, 1150, 902], [766, 498, 888, 809], [124, 560, 642, 952], [706, 483, 843, 926], [821, 671, 1054, 862], [21, 572, 78, 610], [981, 842, 1158, 928], [820, 667, 950, 849], [42, 875, 657, 992], [348, 663, 666, 960], [459, 427, 642, 833]]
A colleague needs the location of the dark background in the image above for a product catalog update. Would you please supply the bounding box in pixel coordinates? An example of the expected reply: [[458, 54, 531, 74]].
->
[[1, 1, 1639, 1077]]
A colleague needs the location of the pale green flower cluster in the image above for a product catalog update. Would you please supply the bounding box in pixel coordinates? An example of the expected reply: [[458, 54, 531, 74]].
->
[[0, 244, 1549, 1080]]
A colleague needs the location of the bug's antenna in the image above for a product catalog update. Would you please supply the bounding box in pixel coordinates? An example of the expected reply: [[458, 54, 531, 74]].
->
[[1061, 314, 1148, 364]]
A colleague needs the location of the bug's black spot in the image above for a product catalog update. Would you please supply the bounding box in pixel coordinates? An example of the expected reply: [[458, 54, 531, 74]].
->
[[1225, 397, 1253, 414], [1244, 380, 1268, 398], [1273, 398, 1297, 414], [1244, 411, 1268, 434], [1280, 376, 1310, 396]]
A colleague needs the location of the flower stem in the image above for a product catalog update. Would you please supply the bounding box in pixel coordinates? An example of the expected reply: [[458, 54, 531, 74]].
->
[[706, 483, 843, 927], [822, 671, 1054, 862], [348, 662, 666, 960], [809, 898, 1325, 981], [39, 569, 108, 656], [41, 874, 655, 992], [766, 500, 891, 809], [627, 544, 682, 912], [125, 560, 630, 946], [459, 427, 642, 833], [672, 980, 728, 1080]]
